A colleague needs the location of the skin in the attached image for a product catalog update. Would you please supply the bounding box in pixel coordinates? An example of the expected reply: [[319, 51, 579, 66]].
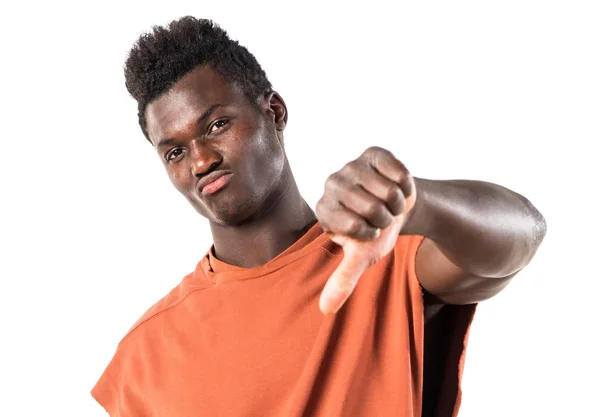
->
[[145, 64, 547, 315], [146, 66, 317, 268], [316, 149, 547, 313]]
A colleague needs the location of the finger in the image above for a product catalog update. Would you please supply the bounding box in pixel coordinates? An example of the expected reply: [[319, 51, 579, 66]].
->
[[319, 246, 371, 315], [317, 202, 380, 241], [365, 147, 415, 197], [397, 175, 415, 210], [401, 177, 417, 215], [355, 168, 407, 216], [337, 185, 394, 230]]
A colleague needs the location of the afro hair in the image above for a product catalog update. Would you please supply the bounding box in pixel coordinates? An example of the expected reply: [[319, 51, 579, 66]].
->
[[124, 16, 273, 141]]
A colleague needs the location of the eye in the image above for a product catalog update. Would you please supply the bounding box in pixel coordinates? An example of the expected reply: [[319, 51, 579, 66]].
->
[[209, 119, 229, 133], [166, 148, 184, 162]]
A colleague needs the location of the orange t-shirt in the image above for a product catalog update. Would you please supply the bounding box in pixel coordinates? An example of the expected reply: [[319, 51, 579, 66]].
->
[[92, 223, 475, 417]]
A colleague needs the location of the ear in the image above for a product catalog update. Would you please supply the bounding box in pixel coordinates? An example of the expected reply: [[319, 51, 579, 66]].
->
[[264, 91, 287, 131]]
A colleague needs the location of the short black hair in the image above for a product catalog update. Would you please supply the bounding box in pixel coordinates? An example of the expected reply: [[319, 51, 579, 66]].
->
[[124, 16, 273, 142]]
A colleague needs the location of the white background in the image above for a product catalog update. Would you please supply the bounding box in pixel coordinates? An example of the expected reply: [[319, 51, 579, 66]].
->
[[1, 1, 598, 416]]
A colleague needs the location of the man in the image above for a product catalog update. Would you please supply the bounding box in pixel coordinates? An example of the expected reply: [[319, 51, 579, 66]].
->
[[92, 16, 546, 417]]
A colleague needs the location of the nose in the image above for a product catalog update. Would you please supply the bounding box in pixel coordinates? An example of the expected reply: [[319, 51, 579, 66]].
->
[[190, 140, 223, 177]]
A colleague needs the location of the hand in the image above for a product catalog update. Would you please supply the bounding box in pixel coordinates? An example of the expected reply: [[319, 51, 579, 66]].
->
[[315, 147, 417, 315]]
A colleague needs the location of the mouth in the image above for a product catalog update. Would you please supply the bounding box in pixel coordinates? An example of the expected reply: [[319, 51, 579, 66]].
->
[[198, 172, 233, 195]]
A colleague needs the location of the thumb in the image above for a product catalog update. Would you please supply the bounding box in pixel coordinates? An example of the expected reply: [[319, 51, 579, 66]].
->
[[319, 245, 372, 315]]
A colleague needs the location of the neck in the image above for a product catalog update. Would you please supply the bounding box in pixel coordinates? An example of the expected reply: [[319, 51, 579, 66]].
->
[[209, 171, 317, 268]]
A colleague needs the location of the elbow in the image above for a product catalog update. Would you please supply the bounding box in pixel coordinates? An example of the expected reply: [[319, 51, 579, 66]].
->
[[534, 212, 547, 248], [498, 196, 547, 277], [525, 195, 547, 248], [521, 195, 547, 266]]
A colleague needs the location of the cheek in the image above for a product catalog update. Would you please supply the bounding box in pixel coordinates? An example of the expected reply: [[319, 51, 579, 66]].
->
[[264, 137, 286, 175], [251, 127, 285, 173], [226, 119, 285, 186], [167, 165, 193, 194]]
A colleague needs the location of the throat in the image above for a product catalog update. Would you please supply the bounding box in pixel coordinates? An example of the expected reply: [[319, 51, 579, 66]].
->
[[210, 187, 318, 269]]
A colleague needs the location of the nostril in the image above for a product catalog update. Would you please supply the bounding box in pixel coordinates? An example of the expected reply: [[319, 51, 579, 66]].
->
[[195, 158, 222, 178], [209, 158, 222, 172]]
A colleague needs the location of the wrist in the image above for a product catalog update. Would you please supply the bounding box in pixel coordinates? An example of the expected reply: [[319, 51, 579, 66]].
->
[[400, 177, 436, 237]]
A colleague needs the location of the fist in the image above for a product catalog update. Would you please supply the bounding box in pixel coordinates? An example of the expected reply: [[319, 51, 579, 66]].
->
[[315, 146, 417, 315]]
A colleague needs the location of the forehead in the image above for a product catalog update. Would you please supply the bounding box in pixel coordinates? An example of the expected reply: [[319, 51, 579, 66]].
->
[[145, 65, 244, 145]]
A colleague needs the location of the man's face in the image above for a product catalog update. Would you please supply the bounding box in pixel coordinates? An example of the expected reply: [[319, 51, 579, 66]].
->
[[145, 65, 287, 226]]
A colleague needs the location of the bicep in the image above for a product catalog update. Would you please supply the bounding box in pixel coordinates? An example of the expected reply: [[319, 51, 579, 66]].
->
[[416, 237, 517, 305]]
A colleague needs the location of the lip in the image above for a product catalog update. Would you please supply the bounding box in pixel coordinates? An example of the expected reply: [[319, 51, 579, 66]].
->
[[197, 171, 233, 195]]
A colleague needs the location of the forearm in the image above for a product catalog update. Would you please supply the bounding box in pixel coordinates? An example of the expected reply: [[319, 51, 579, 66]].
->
[[402, 177, 547, 278]]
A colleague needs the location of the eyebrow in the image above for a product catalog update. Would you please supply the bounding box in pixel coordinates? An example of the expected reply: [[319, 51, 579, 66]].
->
[[156, 104, 224, 148]]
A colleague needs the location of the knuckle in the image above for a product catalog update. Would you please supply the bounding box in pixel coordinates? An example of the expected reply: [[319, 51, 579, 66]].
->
[[324, 172, 341, 190], [369, 146, 391, 158], [374, 148, 395, 164], [364, 146, 383, 156], [315, 199, 327, 216], [341, 161, 360, 176], [325, 172, 338, 184]]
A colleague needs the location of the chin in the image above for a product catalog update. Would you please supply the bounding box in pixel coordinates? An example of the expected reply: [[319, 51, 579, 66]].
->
[[202, 196, 262, 227]]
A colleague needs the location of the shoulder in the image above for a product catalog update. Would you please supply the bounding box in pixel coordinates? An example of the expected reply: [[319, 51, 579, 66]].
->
[[91, 268, 207, 415], [123, 269, 207, 341]]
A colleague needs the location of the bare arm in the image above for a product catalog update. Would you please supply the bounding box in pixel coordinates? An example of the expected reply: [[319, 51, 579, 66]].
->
[[403, 178, 547, 304], [315, 147, 546, 314]]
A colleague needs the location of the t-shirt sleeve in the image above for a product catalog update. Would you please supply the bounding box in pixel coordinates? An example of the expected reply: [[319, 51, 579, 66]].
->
[[90, 342, 148, 417], [403, 234, 426, 290], [90, 284, 184, 416], [91, 365, 120, 416], [397, 234, 427, 316], [398, 234, 478, 417]]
